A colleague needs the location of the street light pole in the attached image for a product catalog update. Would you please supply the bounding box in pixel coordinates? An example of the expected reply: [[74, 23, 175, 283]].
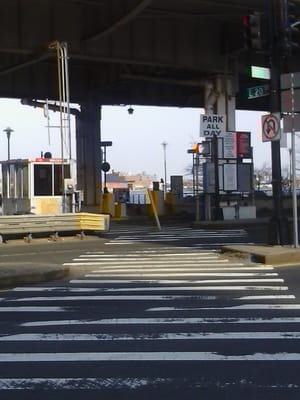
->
[[3, 127, 13, 160], [161, 141, 167, 196]]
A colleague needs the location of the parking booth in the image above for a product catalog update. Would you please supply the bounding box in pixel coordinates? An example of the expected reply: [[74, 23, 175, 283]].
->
[[0, 156, 80, 215]]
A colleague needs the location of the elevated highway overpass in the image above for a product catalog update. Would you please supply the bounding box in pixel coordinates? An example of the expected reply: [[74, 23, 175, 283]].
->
[[0, 0, 274, 109], [0, 0, 299, 210]]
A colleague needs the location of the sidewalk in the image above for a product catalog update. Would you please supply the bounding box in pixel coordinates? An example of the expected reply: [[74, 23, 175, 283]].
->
[[222, 244, 300, 266], [192, 217, 300, 266], [191, 217, 270, 229]]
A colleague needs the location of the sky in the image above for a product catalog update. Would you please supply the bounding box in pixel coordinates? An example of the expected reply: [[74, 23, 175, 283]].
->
[[0, 98, 292, 181]]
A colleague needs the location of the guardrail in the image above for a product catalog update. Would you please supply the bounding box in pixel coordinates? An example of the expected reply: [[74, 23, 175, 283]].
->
[[0, 212, 110, 243]]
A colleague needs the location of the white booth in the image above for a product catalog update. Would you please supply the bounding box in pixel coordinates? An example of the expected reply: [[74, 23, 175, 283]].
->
[[0, 157, 80, 215]]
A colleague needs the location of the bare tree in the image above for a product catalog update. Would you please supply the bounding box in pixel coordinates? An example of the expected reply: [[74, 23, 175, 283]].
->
[[254, 162, 272, 190]]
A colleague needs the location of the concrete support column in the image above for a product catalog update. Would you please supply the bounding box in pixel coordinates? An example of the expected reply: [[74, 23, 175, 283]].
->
[[76, 102, 102, 210], [203, 75, 236, 221], [204, 75, 236, 130]]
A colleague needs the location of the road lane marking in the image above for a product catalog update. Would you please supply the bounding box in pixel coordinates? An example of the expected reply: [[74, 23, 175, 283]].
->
[[88, 272, 277, 276], [112, 234, 246, 240], [81, 279, 283, 285], [74, 257, 228, 261], [0, 377, 173, 390], [12, 275, 280, 290], [86, 248, 217, 252], [70, 276, 280, 284], [80, 272, 270, 277], [93, 263, 274, 272], [240, 295, 295, 299], [66, 266, 275, 271], [2, 332, 300, 341], [4, 295, 221, 302], [109, 239, 179, 242], [0, 307, 65, 312], [146, 304, 300, 311], [21, 316, 300, 327], [7, 291, 295, 301], [1, 352, 300, 361], [9, 287, 289, 302], [78, 253, 221, 258], [64, 261, 239, 266], [0, 377, 299, 390], [13, 287, 103, 292]]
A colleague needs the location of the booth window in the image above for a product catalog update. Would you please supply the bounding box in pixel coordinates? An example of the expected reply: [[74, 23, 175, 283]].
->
[[9, 164, 15, 198], [34, 164, 52, 195], [2, 165, 7, 197], [16, 163, 23, 198], [22, 164, 29, 198], [54, 164, 70, 195]]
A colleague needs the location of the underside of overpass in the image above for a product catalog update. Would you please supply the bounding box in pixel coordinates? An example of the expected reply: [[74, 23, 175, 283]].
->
[[1, 0, 300, 208], [0, 0, 273, 109]]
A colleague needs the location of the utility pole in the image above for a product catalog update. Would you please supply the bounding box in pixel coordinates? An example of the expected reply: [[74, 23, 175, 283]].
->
[[212, 134, 222, 220], [279, 0, 300, 246], [49, 41, 71, 213], [161, 141, 168, 197], [268, 0, 289, 244]]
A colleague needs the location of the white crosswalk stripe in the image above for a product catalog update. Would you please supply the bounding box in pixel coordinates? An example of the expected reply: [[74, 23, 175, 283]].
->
[[0, 228, 300, 396], [103, 225, 250, 248]]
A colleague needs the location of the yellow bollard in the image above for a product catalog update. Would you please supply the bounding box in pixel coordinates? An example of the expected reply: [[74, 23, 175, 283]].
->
[[165, 192, 174, 214], [101, 193, 114, 215], [114, 202, 127, 218], [148, 190, 161, 231]]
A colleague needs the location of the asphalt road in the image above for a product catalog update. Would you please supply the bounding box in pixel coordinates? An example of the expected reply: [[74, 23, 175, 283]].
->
[[0, 224, 300, 399]]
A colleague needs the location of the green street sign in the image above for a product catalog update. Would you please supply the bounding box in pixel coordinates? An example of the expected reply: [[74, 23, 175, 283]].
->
[[246, 84, 270, 99], [246, 65, 271, 79]]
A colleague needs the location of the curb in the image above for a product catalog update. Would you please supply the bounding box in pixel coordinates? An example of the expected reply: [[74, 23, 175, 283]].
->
[[221, 245, 300, 266], [191, 218, 270, 230], [0, 267, 70, 290]]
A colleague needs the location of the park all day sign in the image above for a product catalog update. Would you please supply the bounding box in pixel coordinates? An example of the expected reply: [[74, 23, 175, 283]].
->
[[200, 114, 226, 137]]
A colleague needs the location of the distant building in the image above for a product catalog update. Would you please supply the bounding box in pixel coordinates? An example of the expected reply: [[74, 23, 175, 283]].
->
[[105, 171, 157, 192]]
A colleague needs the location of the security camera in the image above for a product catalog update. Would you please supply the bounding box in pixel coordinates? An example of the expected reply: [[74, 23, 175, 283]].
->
[[127, 107, 134, 115]]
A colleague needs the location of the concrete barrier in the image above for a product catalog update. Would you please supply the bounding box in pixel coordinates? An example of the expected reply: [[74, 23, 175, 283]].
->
[[0, 212, 110, 242]]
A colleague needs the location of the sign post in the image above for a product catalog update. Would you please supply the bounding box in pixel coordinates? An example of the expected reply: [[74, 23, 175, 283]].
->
[[200, 114, 226, 220], [280, 72, 300, 247]]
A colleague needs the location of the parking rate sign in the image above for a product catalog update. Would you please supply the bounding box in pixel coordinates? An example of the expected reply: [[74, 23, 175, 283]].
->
[[200, 114, 226, 137]]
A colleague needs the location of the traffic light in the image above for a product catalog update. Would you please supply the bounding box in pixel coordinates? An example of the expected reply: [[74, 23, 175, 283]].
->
[[282, 0, 300, 54], [243, 13, 263, 50], [191, 143, 199, 153]]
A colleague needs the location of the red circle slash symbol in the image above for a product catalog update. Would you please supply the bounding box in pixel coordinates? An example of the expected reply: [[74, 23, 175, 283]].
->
[[265, 119, 275, 137], [263, 116, 279, 139]]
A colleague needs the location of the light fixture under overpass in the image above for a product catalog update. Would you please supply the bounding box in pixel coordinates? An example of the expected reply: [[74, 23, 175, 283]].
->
[[3, 127, 13, 161]]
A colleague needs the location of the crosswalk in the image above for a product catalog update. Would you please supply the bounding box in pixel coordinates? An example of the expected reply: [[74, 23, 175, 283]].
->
[[0, 233, 300, 398], [103, 224, 250, 248]]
